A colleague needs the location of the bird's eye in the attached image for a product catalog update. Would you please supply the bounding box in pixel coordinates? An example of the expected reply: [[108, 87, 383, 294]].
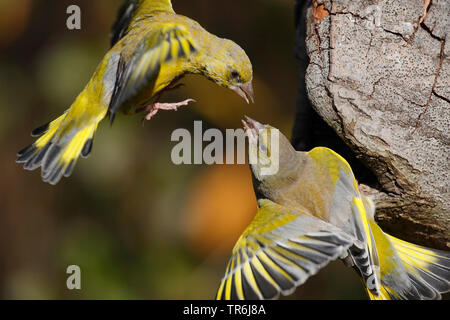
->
[[231, 70, 240, 79]]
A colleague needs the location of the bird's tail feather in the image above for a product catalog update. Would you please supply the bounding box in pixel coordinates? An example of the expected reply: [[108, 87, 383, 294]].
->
[[386, 234, 450, 299], [366, 220, 450, 300], [17, 107, 103, 185]]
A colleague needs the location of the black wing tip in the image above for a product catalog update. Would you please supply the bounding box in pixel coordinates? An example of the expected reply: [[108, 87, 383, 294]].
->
[[81, 139, 93, 158], [17, 144, 37, 161], [40, 144, 64, 184], [31, 122, 50, 137], [24, 143, 52, 171], [110, 0, 138, 47], [17, 142, 49, 172], [109, 112, 116, 126], [64, 160, 75, 178], [17, 127, 80, 184], [16, 142, 64, 185], [41, 159, 76, 185], [241, 269, 261, 300], [249, 263, 279, 300], [42, 163, 65, 185]]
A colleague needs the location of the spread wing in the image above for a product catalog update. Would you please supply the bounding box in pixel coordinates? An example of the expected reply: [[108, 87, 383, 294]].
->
[[108, 23, 197, 122], [306, 147, 361, 236], [111, 0, 175, 47], [216, 199, 355, 300], [307, 147, 382, 295]]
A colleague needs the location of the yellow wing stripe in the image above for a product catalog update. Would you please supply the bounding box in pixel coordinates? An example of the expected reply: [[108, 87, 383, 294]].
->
[[242, 261, 262, 299], [179, 37, 194, 55], [240, 248, 262, 298], [35, 114, 67, 148], [224, 271, 233, 300], [61, 126, 94, 163], [217, 258, 233, 299], [224, 253, 238, 299], [234, 269, 244, 300], [257, 251, 295, 283], [353, 198, 373, 253], [389, 236, 444, 261], [286, 240, 326, 258], [265, 247, 303, 270], [217, 200, 355, 300], [271, 245, 310, 265], [170, 37, 180, 59], [252, 234, 274, 247], [250, 255, 280, 291], [369, 286, 394, 300], [109, 24, 197, 116], [396, 248, 434, 269], [216, 279, 225, 300], [242, 210, 297, 237], [234, 251, 245, 299], [160, 40, 171, 61]]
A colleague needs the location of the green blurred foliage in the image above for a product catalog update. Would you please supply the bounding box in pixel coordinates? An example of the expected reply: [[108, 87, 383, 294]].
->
[[0, 0, 366, 299]]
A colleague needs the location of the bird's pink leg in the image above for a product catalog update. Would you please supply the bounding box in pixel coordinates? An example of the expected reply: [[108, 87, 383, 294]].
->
[[144, 99, 196, 121]]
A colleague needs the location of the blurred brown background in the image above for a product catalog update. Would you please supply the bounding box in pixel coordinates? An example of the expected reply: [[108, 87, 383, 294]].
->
[[0, 0, 365, 299]]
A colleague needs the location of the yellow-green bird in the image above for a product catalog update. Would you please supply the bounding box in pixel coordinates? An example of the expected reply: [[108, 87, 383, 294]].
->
[[17, 0, 254, 185], [216, 117, 450, 300]]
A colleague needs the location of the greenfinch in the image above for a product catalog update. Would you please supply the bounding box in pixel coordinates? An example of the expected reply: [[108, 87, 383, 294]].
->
[[216, 117, 450, 300], [17, 0, 254, 185]]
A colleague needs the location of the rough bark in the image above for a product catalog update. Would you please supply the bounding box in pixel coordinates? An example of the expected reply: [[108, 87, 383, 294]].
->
[[293, 0, 449, 250]]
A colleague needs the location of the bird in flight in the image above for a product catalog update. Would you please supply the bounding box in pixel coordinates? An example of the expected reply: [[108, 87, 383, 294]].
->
[[17, 0, 254, 185]]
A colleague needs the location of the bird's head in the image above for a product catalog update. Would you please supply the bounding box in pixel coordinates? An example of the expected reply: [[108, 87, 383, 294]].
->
[[242, 117, 302, 197], [203, 39, 254, 104]]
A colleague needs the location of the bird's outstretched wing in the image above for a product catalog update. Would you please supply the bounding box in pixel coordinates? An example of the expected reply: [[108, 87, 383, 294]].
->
[[216, 199, 355, 300], [307, 147, 382, 295], [109, 23, 197, 122], [111, 0, 175, 47]]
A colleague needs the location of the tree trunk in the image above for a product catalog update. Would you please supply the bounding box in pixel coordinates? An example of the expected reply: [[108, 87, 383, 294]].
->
[[293, 0, 449, 250]]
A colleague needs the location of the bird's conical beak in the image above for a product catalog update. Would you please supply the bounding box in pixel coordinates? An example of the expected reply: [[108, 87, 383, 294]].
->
[[231, 82, 255, 104], [241, 116, 265, 139]]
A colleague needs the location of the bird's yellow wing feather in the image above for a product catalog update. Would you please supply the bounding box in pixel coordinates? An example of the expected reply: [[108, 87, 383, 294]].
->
[[216, 199, 355, 300], [109, 23, 197, 121]]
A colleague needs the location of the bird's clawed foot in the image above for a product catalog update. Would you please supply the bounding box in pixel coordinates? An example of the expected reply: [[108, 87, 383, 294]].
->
[[143, 99, 196, 122]]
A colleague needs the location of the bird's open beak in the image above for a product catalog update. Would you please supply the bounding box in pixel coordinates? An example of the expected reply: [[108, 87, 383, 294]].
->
[[241, 116, 265, 139], [231, 82, 255, 104]]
